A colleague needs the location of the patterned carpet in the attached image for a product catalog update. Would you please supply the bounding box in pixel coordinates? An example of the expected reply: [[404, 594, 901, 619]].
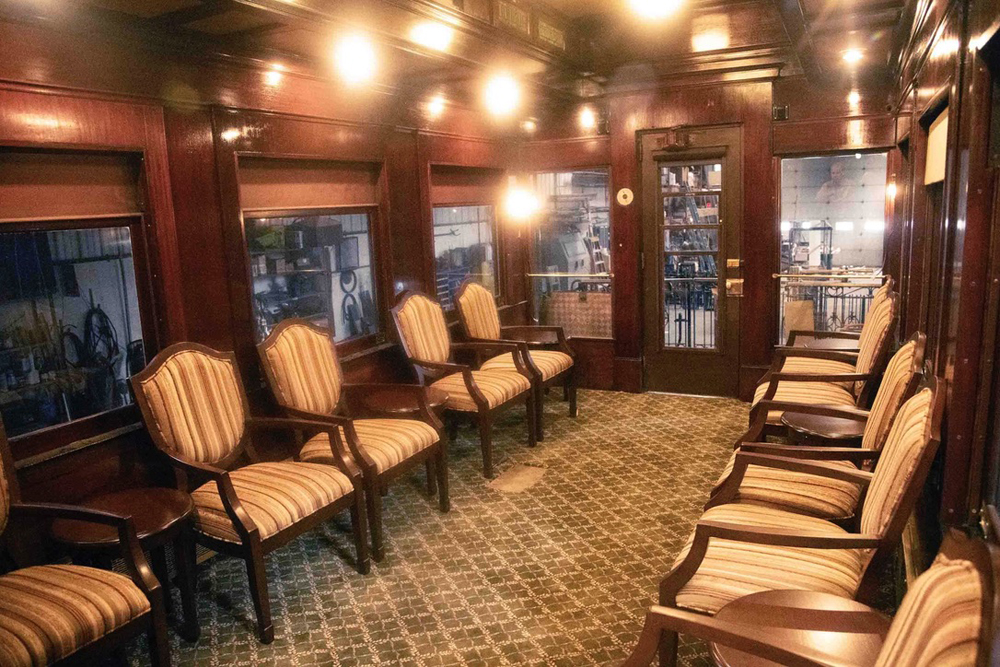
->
[[145, 389, 748, 666]]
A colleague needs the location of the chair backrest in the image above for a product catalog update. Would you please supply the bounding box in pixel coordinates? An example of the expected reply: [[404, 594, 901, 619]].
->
[[874, 529, 998, 667], [0, 420, 12, 537], [860, 333, 926, 452], [392, 292, 452, 364], [456, 281, 502, 340], [258, 319, 344, 416], [860, 378, 944, 539], [131, 343, 248, 465], [870, 276, 894, 311], [854, 292, 899, 396]]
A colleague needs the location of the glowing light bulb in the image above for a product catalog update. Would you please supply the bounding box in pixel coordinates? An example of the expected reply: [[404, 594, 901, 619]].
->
[[427, 94, 446, 119], [521, 119, 537, 133], [505, 188, 539, 221], [264, 64, 284, 87], [887, 182, 898, 199], [410, 21, 453, 51], [843, 49, 863, 64], [847, 90, 860, 106], [484, 74, 520, 117], [334, 34, 377, 85], [630, 0, 682, 19], [579, 107, 597, 130]]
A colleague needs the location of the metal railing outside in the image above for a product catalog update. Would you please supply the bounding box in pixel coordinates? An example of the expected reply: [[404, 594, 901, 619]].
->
[[776, 270, 883, 342]]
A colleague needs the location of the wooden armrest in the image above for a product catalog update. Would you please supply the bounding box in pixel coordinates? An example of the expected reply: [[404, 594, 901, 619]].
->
[[775, 347, 860, 363], [247, 417, 364, 481], [740, 443, 879, 463], [787, 329, 861, 346], [454, 341, 534, 377], [10, 502, 160, 596], [341, 383, 442, 429], [414, 360, 490, 410], [763, 403, 870, 421], [621, 605, 846, 667], [769, 371, 870, 383], [413, 359, 471, 375]]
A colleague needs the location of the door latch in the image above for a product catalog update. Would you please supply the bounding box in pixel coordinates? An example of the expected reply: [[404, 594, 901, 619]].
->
[[725, 278, 744, 297]]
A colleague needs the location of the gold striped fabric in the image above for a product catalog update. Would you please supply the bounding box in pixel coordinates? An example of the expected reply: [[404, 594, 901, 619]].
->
[[262, 324, 343, 415], [457, 282, 502, 340], [854, 295, 896, 393], [190, 461, 353, 543], [431, 370, 531, 411], [874, 554, 982, 667], [299, 419, 439, 473], [136, 349, 246, 463], [871, 280, 892, 311], [0, 564, 150, 666], [777, 356, 857, 391], [672, 504, 866, 615], [861, 388, 935, 537], [481, 350, 573, 381], [397, 295, 451, 364], [751, 380, 856, 423], [862, 339, 919, 452], [714, 452, 861, 519]]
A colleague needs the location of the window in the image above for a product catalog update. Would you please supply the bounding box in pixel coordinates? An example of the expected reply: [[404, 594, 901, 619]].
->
[[245, 210, 379, 343], [432, 205, 497, 310], [0, 224, 145, 439], [778, 152, 888, 340], [530, 168, 612, 339]]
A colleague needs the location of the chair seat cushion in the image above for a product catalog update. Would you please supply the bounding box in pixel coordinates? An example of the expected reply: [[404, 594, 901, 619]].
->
[[0, 565, 150, 666], [752, 380, 856, 424], [714, 451, 862, 519], [191, 461, 354, 543], [779, 356, 857, 391], [672, 504, 867, 615], [481, 350, 573, 381], [299, 419, 439, 473], [431, 370, 531, 412]]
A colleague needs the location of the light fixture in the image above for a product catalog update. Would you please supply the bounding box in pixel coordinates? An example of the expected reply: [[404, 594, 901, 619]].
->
[[579, 106, 597, 131], [843, 48, 863, 64], [521, 119, 537, 133], [264, 64, 284, 87], [630, 0, 682, 19], [505, 187, 539, 221], [484, 74, 520, 117], [835, 221, 855, 232], [847, 90, 860, 106], [887, 182, 898, 199], [855, 153, 863, 159], [426, 94, 446, 119], [220, 128, 242, 142], [334, 34, 377, 85], [410, 21, 453, 52]]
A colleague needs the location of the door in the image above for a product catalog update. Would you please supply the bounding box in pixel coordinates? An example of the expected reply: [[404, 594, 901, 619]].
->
[[641, 126, 742, 395]]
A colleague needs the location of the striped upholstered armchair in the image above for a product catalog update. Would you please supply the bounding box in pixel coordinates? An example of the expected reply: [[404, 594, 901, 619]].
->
[[651, 378, 945, 666], [708, 333, 926, 523], [0, 419, 170, 666], [622, 527, 995, 667], [456, 280, 577, 441], [131, 343, 370, 644], [392, 291, 536, 479], [750, 290, 899, 437], [786, 276, 895, 346], [257, 318, 449, 563]]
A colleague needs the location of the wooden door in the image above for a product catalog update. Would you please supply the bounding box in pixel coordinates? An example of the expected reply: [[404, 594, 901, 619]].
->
[[641, 126, 743, 395]]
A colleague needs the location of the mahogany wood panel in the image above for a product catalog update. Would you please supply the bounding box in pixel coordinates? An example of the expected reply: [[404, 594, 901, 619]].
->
[[239, 157, 381, 210], [772, 116, 896, 155]]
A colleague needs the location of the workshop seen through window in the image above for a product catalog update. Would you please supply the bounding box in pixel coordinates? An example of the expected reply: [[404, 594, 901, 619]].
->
[[0, 226, 145, 438]]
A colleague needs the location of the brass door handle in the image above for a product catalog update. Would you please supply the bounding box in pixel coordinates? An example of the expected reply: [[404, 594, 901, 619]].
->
[[726, 278, 744, 297]]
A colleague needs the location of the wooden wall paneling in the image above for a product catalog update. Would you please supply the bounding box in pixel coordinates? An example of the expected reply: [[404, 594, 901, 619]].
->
[[883, 145, 905, 284], [386, 129, 431, 296], [771, 116, 897, 154]]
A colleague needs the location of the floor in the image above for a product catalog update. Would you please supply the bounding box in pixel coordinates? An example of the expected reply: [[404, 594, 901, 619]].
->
[[150, 389, 748, 666]]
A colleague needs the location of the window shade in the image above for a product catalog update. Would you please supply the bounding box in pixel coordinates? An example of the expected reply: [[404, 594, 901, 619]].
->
[[924, 108, 949, 185], [239, 157, 380, 212], [430, 165, 502, 205], [0, 150, 140, 223]]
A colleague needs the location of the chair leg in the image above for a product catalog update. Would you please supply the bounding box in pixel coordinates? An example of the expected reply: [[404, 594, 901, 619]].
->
[[568, 375, 578, 418], [175, 527, 200, 642], [149, 547, 173, 617], [244, 544, 274, 643], [350, 493, 371, 575], [657, 629, 679, 667], [425, 459, 437, 497], [364, 479, 384, 563], [478, 416, 495, 479], [447, 416, 459, 442], [535, 381, 545, 442], [146, 587, 172, 667], [526, 392, 537, 448], [435, 444, 450, 513]]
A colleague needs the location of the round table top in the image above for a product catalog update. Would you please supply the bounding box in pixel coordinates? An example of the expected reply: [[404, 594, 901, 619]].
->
[[51, 487, 194, 548], [804, 337, 861, 351], [711, 590, 891, 667], [355, 385, 449, 414], [781, 410, 866, 441]]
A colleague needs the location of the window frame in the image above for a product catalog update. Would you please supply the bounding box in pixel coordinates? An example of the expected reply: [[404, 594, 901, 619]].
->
[[0, 214, 160, 457], [240, 204, 389, 358], [430, 201, 502, 310]]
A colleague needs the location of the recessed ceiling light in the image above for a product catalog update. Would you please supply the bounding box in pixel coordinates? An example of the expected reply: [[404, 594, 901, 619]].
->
[[334, 34, 377, 85], [410, 21, 453, 52], [427, 94, 446, 119], [630, 0, 682, 20], [843, 48, 863, 64], [847, 90, 861, 106], [484, 74, 520, 117], [579, 107, 597, 130]]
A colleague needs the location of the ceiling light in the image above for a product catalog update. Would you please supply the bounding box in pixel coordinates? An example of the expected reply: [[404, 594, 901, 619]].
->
[[484, 74, 520, 117], [847, 90, 860, 106], [579, 107, 597, 130], [630, 0, 682, 19], [410, 21, 453, 52], [264, 64, 284, 87], [521, 119, 537, 133], [334, 34, 377, 85], [426, 94, 446, 119], [505, 187, 539, 221], [843, 48, 863, 64]]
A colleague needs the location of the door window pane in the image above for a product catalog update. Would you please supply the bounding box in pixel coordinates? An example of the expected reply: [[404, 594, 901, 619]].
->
[[664, 195, 720, 225], [531, 168, 612, 339], [665, 228, 719, 252], [0, 226, 145, 438], [661, 163, 723, 193], [432, 205, 496, 310], [246, 211, 379, 343]]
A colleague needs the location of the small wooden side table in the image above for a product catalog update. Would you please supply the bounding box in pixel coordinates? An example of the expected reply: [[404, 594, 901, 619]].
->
[[352, 385, 449, 419], [781, 411, 865, 447], [710, 590, 891, 667], [51, 487, 200, 641], [804, 337, 861, 352]]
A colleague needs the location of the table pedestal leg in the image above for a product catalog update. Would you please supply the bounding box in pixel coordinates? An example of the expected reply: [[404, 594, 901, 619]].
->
[[175, 527, 201, 641]]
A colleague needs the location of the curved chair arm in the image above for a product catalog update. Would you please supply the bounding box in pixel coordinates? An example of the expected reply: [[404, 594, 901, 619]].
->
[[620, 605, 845, 667], [758, 403, 870, 422], [787, 329, 862, 346], [466, 337, 541, 382], [276, 407, 379, 473], [9, 502, 160, 597], [740, 443, 880, 463], [453, 340, 533, 378], [247, 417, 365, 485], [500, 325, 574, 356], [707, 452, 873, 509], [413, 360, 490, 412], [774, 348, 860, 364], [342, 383, 444, 430]]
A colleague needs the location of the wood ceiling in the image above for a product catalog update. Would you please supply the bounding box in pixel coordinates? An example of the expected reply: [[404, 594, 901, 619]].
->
[[22, 0, 906, 105]]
